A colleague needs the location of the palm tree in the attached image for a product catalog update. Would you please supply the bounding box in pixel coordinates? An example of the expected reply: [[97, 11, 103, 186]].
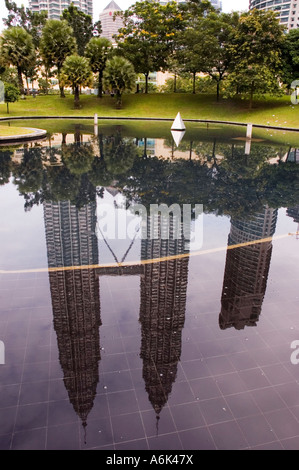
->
[[103, 56, 136, 108], [40, 19, 77, 98], [61, 55, 92, 108], [0, 27, 35, 94], [85, 37, 112, 98]]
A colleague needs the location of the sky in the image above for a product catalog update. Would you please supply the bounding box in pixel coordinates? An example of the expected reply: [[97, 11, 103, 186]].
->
[[0, 0, 249, 32]]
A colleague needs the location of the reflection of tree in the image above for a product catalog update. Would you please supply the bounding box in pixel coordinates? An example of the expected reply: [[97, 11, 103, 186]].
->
[[2, 134, 299, 219], [12, 146, 44, 194], [62, 142, 94, 176], [102, 133, 138, 176], [0, 150, 13, 185]]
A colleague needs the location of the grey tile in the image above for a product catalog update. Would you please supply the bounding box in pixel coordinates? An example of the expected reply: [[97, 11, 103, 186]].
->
[[11, 427, 46, 450], [281, 436, 299, 450], [148, 432, 183, 450], [238, 368, 271, 391], [216, 372, 247, 396], [237, 415, 275, 447], [206, 356, 235, 376], [209, 421, 249, 450], [47, 423, 80, 450], [225, 392, 260, 419], [115, 439, 148, 450], [251, 387, 285, 413], [189, 377, 221, 401], [265, 408, 299, 440], [170, 402, 205, 431], [179, 427, 216, 450], [15, 403, 48, 431], [261, 364, 294, 386], [108, 390, 139, 416], [251, 441, 284, 450], [199, 397, 234, 425], [167, 381, 195, 405], [111, 412, 145, 443], [0, 407, 16, 435], [275, 382, 299, 407]]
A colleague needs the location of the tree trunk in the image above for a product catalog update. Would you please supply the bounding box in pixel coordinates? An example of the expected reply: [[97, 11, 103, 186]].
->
[[192, 72, 196, 94], [145, 73, 149, 94], [45, 69, 49, 95], [58, 68, 65, 98], [98, 70, 103, 98], [26, 77, 30, 96], [216, 81, 220, 102], [74, 85, 80, 109], [17, 66, 24, 95], [62, 133, 67, 144], [174, 73, 177, 93], [6, 102, 9, 114], [116, 90, 122, 108], [249, 81, 254, 109]]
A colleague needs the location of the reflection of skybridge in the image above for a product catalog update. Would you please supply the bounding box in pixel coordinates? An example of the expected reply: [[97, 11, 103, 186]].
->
[[96, 264, 144, 276]]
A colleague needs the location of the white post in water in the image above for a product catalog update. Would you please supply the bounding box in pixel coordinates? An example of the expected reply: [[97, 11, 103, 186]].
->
[[246, 123, 253, 139], [94, 113, 98, 136], [0, 340, 5, 365]]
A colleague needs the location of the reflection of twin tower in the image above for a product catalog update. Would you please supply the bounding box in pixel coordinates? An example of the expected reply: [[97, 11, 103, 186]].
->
[[44, 199, 278, 429], [43, 200, 190, 426], [219, 207, 278, 330]]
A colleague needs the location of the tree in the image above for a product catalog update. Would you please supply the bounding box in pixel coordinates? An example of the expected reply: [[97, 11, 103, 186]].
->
[[227, 9, 285, 108], [4, 0, 48, 48], [115, 1, 185, 94], [172, 0, 217, 94], [196, 12, 239, 101], [85, 37, 113, 98], [0, 27, 35, 94], [61, 55, 92, 108], [282, 29, 299, 88], [61, 3, 94, 56], [103, 56, 136, 108], [23, 53, 40, 94], [5, 81, 20, 114], [40, 19, 77, 98]]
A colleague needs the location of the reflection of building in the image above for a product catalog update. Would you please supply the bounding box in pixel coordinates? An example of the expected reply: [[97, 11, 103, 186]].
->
[[99, 1, 124, 44], [249, 0, 299, 32], [29, 0, 93, 20], [44, 200, 101, 429], [286, 148, 299, 163], [219, 207, 278, 330], [140, 215, 189, 417]]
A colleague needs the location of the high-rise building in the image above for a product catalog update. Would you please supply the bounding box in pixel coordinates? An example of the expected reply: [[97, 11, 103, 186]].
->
[[44, 200, 101, 431], [249, 0, 299, 31], [140, 215, 190, 418], [219, 207, 278, 330], [99, 1, 124, 44], [29, 0, 93, 20]]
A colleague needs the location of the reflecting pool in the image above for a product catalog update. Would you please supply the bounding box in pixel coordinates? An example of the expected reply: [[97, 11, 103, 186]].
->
[[1, 121, 299, 450]]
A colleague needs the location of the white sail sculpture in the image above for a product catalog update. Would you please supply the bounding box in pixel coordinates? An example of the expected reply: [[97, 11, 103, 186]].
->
[[171, 112, 186, 147], [171, 112, 186, 131], [171, 129, 185, 147]]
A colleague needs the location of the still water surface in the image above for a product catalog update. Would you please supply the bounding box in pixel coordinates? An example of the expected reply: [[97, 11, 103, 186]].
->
[[1, 122, 299, 450]]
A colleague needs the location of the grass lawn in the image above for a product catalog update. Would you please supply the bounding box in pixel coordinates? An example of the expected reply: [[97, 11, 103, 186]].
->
[[0, 125, 35, 137], [0, 93, 298, 129]]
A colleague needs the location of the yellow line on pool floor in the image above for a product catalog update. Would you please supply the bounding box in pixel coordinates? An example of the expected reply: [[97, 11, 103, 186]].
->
[[0, 232, 297, 275]]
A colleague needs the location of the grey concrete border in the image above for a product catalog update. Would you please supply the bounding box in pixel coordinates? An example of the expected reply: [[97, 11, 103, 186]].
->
[[0, 115, 298, 133], [0, 126, 47, 143]]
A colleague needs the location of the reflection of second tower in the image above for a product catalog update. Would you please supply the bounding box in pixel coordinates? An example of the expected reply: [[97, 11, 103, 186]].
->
[[219, 206, 278, 330], [140, 214, 190, 417]]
